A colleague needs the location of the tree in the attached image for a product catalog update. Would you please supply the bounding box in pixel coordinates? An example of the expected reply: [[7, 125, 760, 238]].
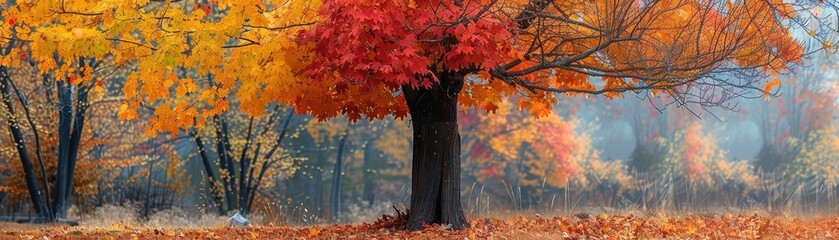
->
[[296, 0, 827, 229], [753, 51, 839, 173], [189, 104, 302, 216], [0, 56, 146, 220], [747, 52, 839, 206], [460, 100, 622, 210], [4, 0, 320, 219]]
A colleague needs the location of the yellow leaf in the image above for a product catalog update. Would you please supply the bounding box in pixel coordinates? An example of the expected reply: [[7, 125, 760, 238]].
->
[[308, 228, 320, 237], [118, 103, 138, 120]]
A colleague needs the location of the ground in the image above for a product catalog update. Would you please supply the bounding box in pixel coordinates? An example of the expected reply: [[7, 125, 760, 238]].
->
[[1, 213, 839, 239]]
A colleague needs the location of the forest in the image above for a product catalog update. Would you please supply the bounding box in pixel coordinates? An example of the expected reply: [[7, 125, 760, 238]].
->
[[2, 0, 839, 239]]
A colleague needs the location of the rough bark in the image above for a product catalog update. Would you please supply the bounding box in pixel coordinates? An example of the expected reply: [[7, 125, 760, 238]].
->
[[514, 0, 553, 30], [403, 70, 468, 230]]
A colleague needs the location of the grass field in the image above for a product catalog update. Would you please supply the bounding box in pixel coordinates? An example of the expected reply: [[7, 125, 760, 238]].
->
[[2, 213, 839, 239]]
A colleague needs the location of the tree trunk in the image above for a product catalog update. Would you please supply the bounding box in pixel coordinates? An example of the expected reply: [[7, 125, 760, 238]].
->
[[53, 79, 73, 218], [190, 132, 225, 215], [63, 80, 89, 216], [243, 109, 295, 214], [1, 67, 51, 220], [313, 149, 326, 219], [403, 70, 468, 230], [238, 118, 255, 214], [142, 158, 154, 219], [213, 115, 237, 213], [52, 58, 91, 219], [8, 73, 53, 220], [330, 128, 349, 222], [362, 141, 375, 206]]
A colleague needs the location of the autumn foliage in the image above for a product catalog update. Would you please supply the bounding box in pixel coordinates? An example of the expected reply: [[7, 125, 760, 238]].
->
[[5, 214, 839, 239], [0, 0, 812, 131], [1, 0, 839, 235]]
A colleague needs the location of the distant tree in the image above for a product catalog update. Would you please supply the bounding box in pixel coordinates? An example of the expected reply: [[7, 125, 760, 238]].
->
[[189, 104, 302, 216], [754, 54, 839, 174], [0, 57, 142, 220]]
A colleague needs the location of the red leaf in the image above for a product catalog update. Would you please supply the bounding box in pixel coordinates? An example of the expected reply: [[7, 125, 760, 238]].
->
[[194, 3, 200, 11], [203, 5, 211, 15], [7, 17, 14, 26]]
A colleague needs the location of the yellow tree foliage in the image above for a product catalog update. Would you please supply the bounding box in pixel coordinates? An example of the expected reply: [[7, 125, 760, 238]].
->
[[372, 120, 413, 178], [784, 123, 839, 186], [7, 0, 320, 136]]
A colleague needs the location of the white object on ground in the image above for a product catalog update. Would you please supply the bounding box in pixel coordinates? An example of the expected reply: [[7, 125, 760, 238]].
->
[[227, 213, 252, 228]]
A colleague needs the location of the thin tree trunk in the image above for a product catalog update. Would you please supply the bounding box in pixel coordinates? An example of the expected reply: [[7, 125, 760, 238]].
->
[[313, 150, 326, 219], [361, 141, 375, 206], [245, 152, 272, 215], [213, 115, 236, 212], [0, 67, 50, 220], [403, 70, 468, 230], [220, 117, 237, 194], [143, 158, 154, 219], [243, 109, 295, 214], [190, 132, 224, 214], [330, 128, 349, 222], [242, 144, 260, 215], [53, 78, 72, 218], [7, 73, 53, 220], [63, 80, 89, 215], [238, 118, 255, 213]]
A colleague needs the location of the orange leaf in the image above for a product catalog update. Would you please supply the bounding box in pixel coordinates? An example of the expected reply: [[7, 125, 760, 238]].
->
[[763, 76, 781, 96]]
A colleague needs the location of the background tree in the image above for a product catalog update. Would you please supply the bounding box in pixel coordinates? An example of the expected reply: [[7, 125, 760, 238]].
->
[[754, 54, 839, 173], [4, 0, 321, 220], [189, 103, 303, 216], [0, 55, 150, 221]]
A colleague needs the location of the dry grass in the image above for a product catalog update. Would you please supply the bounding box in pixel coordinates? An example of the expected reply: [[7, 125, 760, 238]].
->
[[77, 205, 228, 229]]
